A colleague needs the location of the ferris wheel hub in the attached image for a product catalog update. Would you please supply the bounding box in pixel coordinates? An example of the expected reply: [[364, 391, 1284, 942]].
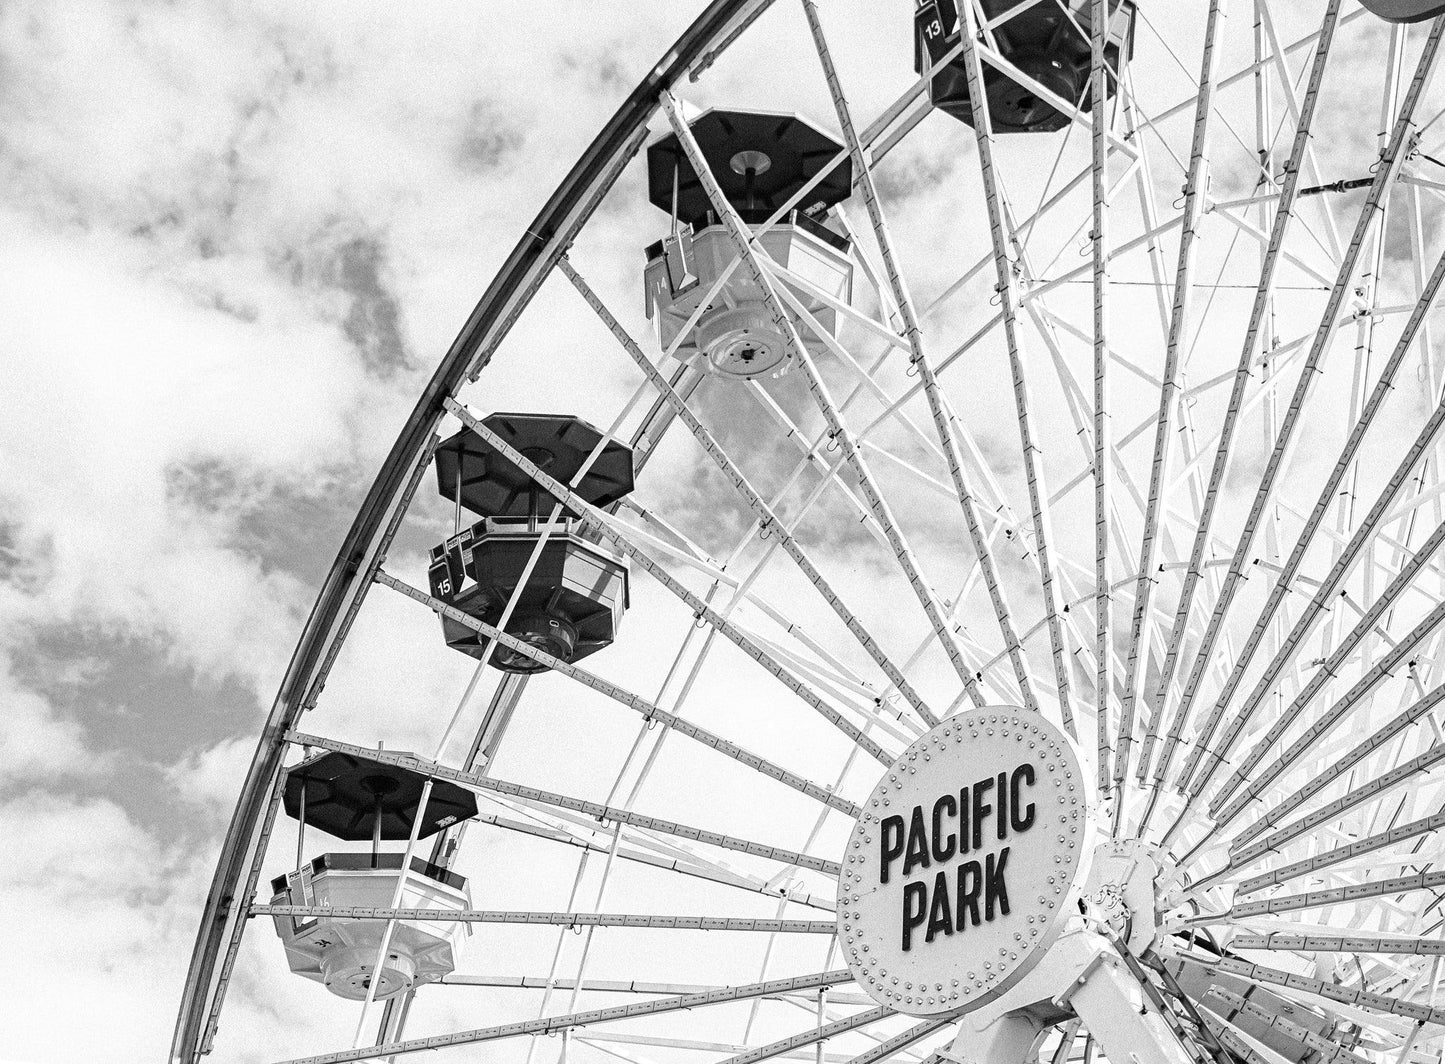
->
[[1081, 836, 1179, 957]]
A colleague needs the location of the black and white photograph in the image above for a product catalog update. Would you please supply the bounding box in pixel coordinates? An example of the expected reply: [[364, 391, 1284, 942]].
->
[[7, 2, 1445, 1062]]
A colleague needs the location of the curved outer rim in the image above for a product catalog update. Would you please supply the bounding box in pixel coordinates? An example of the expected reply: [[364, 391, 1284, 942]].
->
[[170, 2, 775, 1058]]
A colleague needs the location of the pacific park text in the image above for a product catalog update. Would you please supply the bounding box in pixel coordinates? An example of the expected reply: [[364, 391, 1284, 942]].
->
[[879, 764, 1037, 951]]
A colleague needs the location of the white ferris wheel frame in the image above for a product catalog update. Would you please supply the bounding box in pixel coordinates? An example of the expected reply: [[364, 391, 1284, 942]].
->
[[172, 2, 1445, 1062]]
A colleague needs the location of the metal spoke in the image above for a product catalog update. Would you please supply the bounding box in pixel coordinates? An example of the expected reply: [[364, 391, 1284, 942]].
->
[[1225, 715, 1445, 870], [467, 806, 835, 912], [1125, 0, 1227, 801], [616, 498, 920, 741], [1230, 870, 1445, 922], [1232, 932, 1445, 957], [1160, 245, 1445, 830], [254, 906, 838, 934], [1205, 532, 1445, 827], [1203, 988, 1371, 1064], [271, 970, 859, 1064], [839, 1020, 952, 1064], [1180, 391, 1445, 805], [376, 570, 863, 819], [659, 89, 988, 709], [287, 731, 843, 876], [507, 440, 879, 1037], [1142, 0, 1343, 809], [1091, 0, 1116, 814], [973, 38, 1136, 160], [1169, 20, 1445, 812], [714, 1006, 899, 1064], [1171, 950, 1445, 1027], [445, 398, 900, 761], [957, 0, 1077, 735], [802, 0, 1040, 717], [439, 976, 723, 994], [559, 256, 938, 727], [1230, 804, 1445, 896]]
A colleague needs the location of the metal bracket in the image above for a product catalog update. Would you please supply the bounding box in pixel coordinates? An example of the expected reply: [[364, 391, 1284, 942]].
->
[[663, 225, 700, 296], [1050, 948, 1110, 1010]]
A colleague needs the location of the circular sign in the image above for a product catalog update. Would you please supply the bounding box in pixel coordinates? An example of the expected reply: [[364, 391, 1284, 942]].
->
[[837, 707, 1090, 1016]]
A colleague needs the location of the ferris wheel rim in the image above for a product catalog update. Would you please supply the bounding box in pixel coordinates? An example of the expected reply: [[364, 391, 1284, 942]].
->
[[169, 2, 777, 1058]]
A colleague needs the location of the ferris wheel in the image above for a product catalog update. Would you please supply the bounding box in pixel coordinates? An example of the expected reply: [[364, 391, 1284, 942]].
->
[[172, 1, 1445, 1062]]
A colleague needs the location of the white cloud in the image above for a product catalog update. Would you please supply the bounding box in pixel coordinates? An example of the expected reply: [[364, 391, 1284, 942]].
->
[[0, 658, 103, 785], [0, 795, 193, 1062], [166, 735, 256, 815]]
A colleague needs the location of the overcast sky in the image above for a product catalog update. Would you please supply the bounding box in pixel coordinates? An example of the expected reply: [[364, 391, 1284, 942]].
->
[[3, 2, 1439, 1062], [0, 3, 742, 1059]]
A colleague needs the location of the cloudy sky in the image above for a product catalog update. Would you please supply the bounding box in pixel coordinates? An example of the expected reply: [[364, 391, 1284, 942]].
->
[[3, 1, 1441, 1061], [0, 2, 742, 1058]]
